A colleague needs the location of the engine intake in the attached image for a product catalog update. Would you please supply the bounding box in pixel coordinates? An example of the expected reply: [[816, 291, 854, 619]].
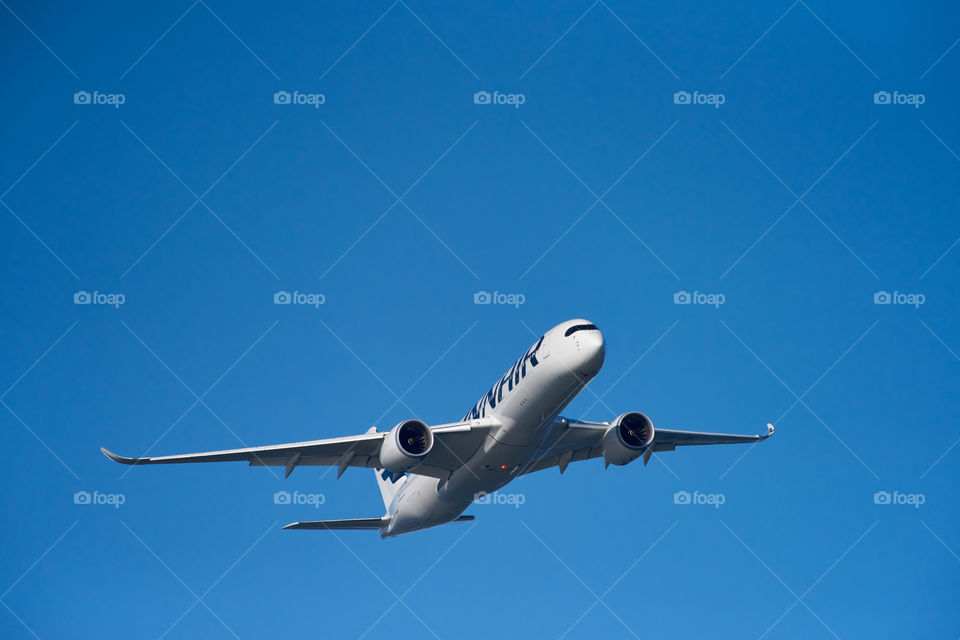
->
[[602, 412, 655, 466], [378, 419, 434, 474]]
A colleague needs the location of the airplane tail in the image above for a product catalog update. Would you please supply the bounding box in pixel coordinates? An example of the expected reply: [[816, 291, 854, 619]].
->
[[282, 430, 407, 535], [375, 467, 404, 511], [282, 428, 469, 536], [280, 470, 400, 535], [362, 426, 404, 511]]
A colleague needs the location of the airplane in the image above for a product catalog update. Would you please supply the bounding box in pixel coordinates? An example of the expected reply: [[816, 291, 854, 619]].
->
[[102, 319, 774, 537]]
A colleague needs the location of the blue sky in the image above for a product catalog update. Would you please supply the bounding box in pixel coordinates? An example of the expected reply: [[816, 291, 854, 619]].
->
[[1, 1, 958, 637]]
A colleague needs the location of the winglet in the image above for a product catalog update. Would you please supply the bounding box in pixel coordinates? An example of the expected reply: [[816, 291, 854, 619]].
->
[[100, 447, 144, 465], [763, 423, 775, 438]]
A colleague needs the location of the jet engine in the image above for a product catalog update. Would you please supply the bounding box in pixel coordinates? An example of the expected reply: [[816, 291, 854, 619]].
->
[[378, 419, 434, 474], [602, 412, 655, 466]]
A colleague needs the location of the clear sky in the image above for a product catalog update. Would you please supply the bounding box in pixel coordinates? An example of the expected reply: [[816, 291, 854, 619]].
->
[[1, 1, 958, 638]]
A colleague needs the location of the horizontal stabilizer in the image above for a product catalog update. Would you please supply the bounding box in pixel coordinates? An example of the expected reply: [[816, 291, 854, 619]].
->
[[283, 517, 389, 531], [282, 515, 475, 531]]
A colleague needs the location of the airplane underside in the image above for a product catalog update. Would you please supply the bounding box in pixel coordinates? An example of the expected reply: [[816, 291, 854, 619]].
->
[[101, 319, 774, 537]]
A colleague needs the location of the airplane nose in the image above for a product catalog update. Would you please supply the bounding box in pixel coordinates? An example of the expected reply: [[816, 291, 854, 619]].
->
[[579, 330, 605, 375]]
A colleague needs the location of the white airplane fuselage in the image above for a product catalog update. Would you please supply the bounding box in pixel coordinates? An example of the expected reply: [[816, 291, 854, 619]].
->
[[383, 319, 605, 537]]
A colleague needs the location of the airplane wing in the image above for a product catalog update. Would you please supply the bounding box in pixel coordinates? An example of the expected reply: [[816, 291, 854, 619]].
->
[[101, 418, 498, 480], [521, 420, 774, 475], [651, 425, 775, 447]]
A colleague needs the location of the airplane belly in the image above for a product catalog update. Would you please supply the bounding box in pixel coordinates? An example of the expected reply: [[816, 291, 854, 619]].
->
[[490, 372, 584, 447], [435, 430, 543, 502], [386, 476, 471, 536]]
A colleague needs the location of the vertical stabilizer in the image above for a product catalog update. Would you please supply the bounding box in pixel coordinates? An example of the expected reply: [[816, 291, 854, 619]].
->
[[375, 467, 405, 512], [369, 427, 405, 511]]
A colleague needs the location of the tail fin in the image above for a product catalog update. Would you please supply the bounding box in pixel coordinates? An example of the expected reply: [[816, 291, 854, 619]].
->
[[375, 467, 405, 511], [366, 426, 405, 511]]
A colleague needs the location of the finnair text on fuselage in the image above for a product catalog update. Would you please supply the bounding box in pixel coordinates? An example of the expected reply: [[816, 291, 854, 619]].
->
[[464, 336, 543, 420]]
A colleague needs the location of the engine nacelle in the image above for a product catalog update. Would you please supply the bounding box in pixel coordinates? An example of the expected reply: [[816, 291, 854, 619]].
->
[[378, 419, 434, 475], [602, 412, 655, 466]]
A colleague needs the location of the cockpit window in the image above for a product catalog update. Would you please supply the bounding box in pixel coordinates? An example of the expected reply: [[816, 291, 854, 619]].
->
[[564, 323, 599, 337]]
